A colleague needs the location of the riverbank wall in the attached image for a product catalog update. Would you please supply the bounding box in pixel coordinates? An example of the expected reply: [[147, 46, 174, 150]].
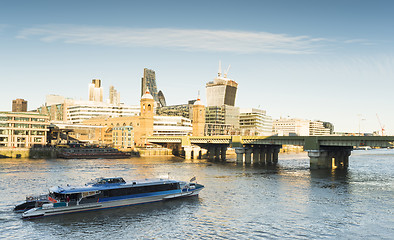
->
[[0, 147, 57, 158]]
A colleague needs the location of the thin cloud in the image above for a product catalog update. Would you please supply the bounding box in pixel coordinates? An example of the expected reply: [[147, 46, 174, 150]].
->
[[18, 24, 334, 54]]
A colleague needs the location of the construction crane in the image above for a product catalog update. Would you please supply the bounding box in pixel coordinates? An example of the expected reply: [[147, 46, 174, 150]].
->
[[376, 114, 385, 136], [224, 64, 231, 78]]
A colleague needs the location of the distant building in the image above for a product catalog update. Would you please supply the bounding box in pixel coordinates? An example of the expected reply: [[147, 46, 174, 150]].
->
[[273, 118, 310, 136], [141, 68, 158, 101], [88, 79, 103, 102], [204, 62, 240, 136], [158, 90, 166, 107], [153, 116, 192, 136], [205, 105, 240, 136], [37, 95, 68, 122], [206, 62, 238, 107], [239, 108, 273, 136], [273, 118, 332, 136], [12, 99, 27, 112], [309, 120, 331, 136], [109, 85, 120, 105], [0, 112, 49, 147], [156, 100, 196, 120], [67, 100, 140, 124]]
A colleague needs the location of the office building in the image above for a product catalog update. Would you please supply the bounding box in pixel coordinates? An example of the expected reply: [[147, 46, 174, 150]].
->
[[0, 112, 49, 147], [141, 68, 159, 102], [141, 68, 166, 107], [88, 79, 103, 102], [309, 120, 332, 136], [239, 108, 273, 136], [206, 62, 238, 107], [156, 100, 196, 120], [12, 99, 27, 112], [273, 118, 310, 136], [204, 62, 240, 136], [109, 85, 120, 105], [67, 100, 140, 124], [273, 118, 332, 136], [205, 105, 240, 136]]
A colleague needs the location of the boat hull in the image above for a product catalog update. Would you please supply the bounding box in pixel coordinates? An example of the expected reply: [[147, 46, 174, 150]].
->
[[22, 187, 203, 219]]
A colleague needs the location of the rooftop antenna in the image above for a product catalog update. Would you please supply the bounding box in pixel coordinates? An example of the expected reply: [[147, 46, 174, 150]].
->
[[197, 90, 200, 100], [224, 64, 231, 78], [218, 60, 222, 77]]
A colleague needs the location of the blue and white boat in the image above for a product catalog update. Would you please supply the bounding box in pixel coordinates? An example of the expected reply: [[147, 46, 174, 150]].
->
[[20, 177, 204, 219]]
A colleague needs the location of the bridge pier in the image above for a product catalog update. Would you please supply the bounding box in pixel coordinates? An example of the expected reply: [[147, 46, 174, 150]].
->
[[208, 146, 215, 160], [259, 146, 266, 164], [245, 148, 252, 164], [184, 146, 193, 160], [273, 147, 280, 164], [308, 147, 352, 169], [253, 147, 259, 164], [221, 146, 227, 161], [265, 148, 273, 165], [235, 148, 245, 163], [192, 147, 200, 159]]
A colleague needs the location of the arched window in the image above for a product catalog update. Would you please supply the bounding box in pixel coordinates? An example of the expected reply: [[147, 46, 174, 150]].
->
[[147, 104, 151, 111], [123, 123, 126, 126]]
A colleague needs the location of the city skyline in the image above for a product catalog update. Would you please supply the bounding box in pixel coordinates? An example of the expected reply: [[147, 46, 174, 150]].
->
[[1, 1, 394, 134]]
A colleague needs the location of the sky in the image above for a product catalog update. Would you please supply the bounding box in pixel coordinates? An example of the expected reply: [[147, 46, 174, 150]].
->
[[0, 0, 393, 134]]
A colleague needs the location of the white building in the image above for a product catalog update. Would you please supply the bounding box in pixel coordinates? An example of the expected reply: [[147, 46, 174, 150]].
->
[[273, 118, 310, 136], [153, 116, 192, 136], [67, 100, 140, 124], [309, 120, 331, 136], [273, 118, 332, 136], [239, 108, 273, 136]]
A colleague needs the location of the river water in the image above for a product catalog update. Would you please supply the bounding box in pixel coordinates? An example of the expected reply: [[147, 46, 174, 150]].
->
[[0, 149, 393, 239]]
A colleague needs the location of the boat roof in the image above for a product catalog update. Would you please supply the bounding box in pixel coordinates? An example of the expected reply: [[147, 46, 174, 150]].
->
[[49, 177, 181, 194]]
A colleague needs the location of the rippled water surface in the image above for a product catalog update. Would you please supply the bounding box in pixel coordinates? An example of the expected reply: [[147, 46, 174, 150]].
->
[[0, 149, 393, 239]]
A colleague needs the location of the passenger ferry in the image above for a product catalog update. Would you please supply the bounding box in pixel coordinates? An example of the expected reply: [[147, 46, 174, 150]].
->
[[19, 177, 204, 219]]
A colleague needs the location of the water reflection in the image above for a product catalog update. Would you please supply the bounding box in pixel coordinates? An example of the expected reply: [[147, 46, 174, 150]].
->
[[1, 150, 393, 239]]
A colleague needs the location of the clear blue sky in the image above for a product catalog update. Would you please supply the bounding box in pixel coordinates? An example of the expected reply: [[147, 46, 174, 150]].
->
[[1, 0, 393, 134]]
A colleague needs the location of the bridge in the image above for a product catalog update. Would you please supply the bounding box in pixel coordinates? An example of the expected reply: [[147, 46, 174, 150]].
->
[[147, 135, 394, 169]]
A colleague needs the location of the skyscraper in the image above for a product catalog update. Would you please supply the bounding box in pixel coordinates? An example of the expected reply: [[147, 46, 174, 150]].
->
[[88, 79, 103, 102], [12, 98, 27, 112], [141, 68, 166, 107], [109, 85, 120, 105], [141, 68, 158, 102], [205, 62, 240, 136], [206, 62, 238, 107]]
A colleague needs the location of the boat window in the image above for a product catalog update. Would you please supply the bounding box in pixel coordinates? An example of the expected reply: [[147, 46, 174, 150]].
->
[[102, 183, 178, 198]]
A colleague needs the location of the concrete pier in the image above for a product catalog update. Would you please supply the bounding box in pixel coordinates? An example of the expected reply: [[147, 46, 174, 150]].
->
[[235, 148, 245, 163], [220, 146, 227, 161], [308, 147, 352, 169], [245, 148, 252, 164], [253, 147, 259, 164]]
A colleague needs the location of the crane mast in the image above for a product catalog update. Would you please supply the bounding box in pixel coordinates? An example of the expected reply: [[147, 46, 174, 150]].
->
[[376, 114, 385, 136]]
